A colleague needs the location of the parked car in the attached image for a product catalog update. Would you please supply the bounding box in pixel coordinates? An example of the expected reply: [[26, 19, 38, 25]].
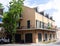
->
[[0, 38, 10, 44]]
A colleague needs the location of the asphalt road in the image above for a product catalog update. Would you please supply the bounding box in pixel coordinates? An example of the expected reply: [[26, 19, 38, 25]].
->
[[0, 40, 60, 46]]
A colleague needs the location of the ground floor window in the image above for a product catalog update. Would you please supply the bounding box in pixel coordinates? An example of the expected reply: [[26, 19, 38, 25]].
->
[[25, 33, 32, 43], [38, 33, 42, 42], [50, 34, 52, 40], [44, 33, 48, 41], [53, 34, 55, 39]]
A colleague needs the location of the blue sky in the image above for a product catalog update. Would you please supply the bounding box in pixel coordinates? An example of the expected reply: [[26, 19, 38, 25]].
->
[[24, 0, 51, 6], [0, 0, 60, 27]]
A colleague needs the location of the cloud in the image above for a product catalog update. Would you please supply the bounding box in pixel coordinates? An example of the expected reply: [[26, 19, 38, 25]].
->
[[37, 1, 53, 12], [24, 0, 52, 8], [50, 0, 60, 27]]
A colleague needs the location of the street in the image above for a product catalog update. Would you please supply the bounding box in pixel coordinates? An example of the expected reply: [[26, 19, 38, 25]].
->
[[0, 40, 60, 46]]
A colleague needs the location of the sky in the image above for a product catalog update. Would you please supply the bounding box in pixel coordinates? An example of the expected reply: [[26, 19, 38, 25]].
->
[[0, 0, 60, 27]]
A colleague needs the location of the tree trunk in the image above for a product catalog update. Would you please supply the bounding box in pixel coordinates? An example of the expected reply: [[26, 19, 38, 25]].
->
[[11, 34, 15, 43]]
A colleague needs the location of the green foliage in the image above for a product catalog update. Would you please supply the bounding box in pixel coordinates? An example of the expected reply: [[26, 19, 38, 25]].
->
[[0, 3, 3, 9], [9, 0, 24, 16], [3, 0, 24, 43], [48, 26, 51, 29], [3, 12, 16, 34], [48, 22, 52, 29]]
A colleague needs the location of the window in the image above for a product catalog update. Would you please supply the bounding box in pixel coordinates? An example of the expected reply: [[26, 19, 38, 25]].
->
[[44, 33, 48, 41], [36, 20, 45, 29], [42, 22, 44, 28], [39, 21, 41, 28], [50, 34, 52, 40], [38, 33, 42, 42], [53, 34, 55, 39], [44, 23, 47, 29], [48, 22, 51, 27], [17, 22, 20, 28], [41, 22, 44, 28], [36, 20, 40, 28], [27, 20, 30, 28]]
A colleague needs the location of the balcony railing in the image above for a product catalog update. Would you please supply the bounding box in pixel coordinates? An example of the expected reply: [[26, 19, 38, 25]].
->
[[17, 25, 56, 31], [20, 25, 35, 29]]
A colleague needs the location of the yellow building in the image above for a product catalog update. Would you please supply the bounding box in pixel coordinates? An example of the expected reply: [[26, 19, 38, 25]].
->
[[15, 6, 57, 43]]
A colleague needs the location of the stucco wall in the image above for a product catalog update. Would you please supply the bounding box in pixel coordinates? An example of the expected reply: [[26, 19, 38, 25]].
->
[[57, 30, 60, 40], [35, 11, 55, 28], [20, 6, 35, 29], [17, 30, 56, 43], [20, 6, 56, 29]]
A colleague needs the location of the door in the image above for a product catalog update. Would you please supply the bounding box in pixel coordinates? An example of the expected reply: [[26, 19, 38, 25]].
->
[[38, 33, 42, 42], [15, 34, 21, 43], [25, 33, 32, 43], [45, 33, 48, 41]]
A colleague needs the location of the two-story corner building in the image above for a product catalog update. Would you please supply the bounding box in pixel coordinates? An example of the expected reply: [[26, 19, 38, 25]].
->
[[0, 8, 4, 38], [15, 6, 57, 43]]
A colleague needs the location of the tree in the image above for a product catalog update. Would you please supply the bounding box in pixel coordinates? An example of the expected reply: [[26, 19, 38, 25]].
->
[[0, 3, 3, 27], [3, 0, 24, 43], [0, 3, 3, 9]]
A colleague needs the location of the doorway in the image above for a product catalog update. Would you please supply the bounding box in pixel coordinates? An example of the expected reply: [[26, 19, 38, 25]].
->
[[25, 33, 32, 43], [15, 34, 21, 43]]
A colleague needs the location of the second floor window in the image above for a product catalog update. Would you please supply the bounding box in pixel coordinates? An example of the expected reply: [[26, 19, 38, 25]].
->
[[42, 22, 44, 28], [39, 21, 41, 28], [36, 20, 40, 28], [36, 20, 44, 29], [17, 21, 20, 28], [27, 20, 30, 28]]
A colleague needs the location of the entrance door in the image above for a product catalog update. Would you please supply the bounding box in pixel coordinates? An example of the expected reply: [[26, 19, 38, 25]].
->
[[25, 33, 32, 43], [45, 33, 48, 41], [38, 33, 42, 42], [15, 34, 21, 43]]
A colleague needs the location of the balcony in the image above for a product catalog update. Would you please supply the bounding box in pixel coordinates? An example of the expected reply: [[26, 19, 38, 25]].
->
[[19, 14, 23, 20], [17, 25, 35, 29], [20, 16, 23, 20], [17, 24, 56, 32]]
